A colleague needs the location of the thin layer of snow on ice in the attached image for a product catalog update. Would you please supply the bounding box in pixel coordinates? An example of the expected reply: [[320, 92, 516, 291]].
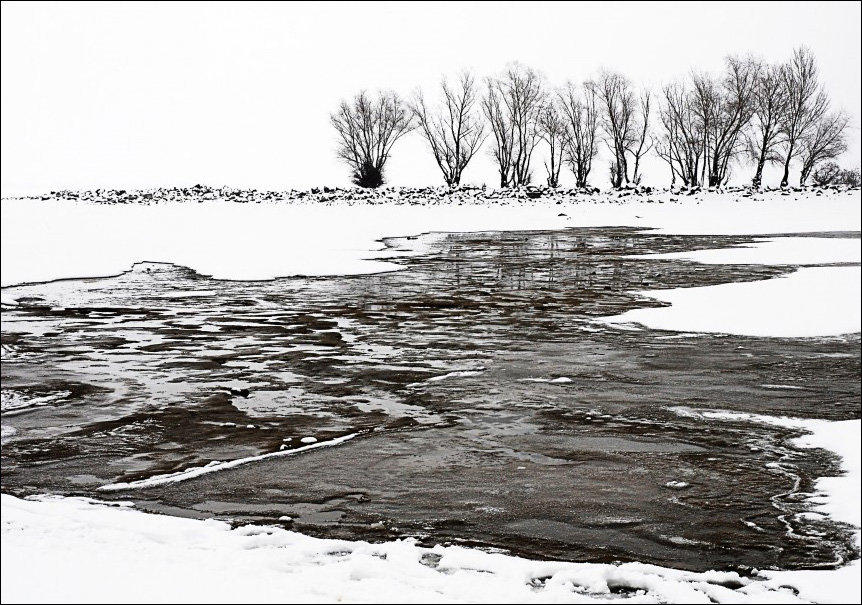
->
[[670, 407, 861, 529], [0, 390, 70, 413], [760, 384, 808, 390], [632, 236, 861, 265], [2, 189, 859, 286], [0, 425, 17, 445], [3, 493, 860, 605], [520, 377, 573, 383], [603, 266, 861, 337], [98, 433, 358, 491], [427, 369, 485, 382]]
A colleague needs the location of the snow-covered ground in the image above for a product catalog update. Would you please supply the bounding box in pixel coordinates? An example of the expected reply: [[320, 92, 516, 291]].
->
[[1, 489, 859, 605], [1, 188, 859, 287]]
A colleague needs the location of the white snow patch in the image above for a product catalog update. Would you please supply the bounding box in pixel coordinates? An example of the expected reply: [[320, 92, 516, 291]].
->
[[0, 390, 71, 413], [154, 289, 217, 298], [427, 370, 484, 382], [603, 266, 861, 337], [2, 493, 859, 604], [300, 436, 318, 444], [636, 237, 861, 265]]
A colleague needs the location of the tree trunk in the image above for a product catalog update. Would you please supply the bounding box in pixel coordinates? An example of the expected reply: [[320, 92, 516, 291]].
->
[[752, 147, 767, 188], [800, 163, 811, 186], [752, 163, 763, 188], [780, 143, 793, 187]]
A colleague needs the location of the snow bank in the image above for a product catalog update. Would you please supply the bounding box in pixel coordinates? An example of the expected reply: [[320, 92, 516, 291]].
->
[[2, 188, 859, 287], [603, 266, 861, 337], [2, 493, 859, 604], [632, 236, 861, 265]]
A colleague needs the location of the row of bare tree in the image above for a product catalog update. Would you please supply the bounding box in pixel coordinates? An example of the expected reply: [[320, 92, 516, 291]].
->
[[330, 47, 851, 189]]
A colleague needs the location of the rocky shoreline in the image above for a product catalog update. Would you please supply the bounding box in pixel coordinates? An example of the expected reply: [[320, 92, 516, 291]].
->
[[8, 183, 859, 205]]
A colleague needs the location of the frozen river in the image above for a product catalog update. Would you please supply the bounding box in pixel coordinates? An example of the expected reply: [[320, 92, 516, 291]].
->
[[2, 227, 859, 574]]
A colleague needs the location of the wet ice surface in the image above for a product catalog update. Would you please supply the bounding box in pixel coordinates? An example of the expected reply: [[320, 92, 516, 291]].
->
[[1, 227, 860, 574]]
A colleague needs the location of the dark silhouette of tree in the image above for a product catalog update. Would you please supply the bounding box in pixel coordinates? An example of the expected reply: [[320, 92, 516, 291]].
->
[[558, 82, 599, 188], [691, 56, 758, 188], [812, 162, 859, 186], [841, 167, 861, 187], [747, 62, 786, 188], [629, 90, 652, 185], [538, 101, 565, 187], [331, 91, 414, 188], [482, 64, 545, 187], [594, 71, 636, 188], [799, 110, 849, 185], [656, 82, 704, 186], [778, 47, 828, 187], [593, 72, 653, 188], [412, 72, 486, 187]]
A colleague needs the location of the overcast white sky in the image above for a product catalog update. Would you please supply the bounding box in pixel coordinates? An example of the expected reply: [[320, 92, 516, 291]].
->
[[1, 1, 860, 195]]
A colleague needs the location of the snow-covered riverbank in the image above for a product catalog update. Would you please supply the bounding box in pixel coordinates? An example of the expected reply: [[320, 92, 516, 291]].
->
[[2, 187, 859, 287]]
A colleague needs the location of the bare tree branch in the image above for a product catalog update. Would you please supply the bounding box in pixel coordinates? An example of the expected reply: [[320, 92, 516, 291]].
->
[[778, 46, 829, 187], [412, 72, 487, 187], [482, 63, 545, 187], [799, 110, 849, 185], [747, 61, 786, 187], [558, 82, 599, 188], [538, 100, 565, 187]]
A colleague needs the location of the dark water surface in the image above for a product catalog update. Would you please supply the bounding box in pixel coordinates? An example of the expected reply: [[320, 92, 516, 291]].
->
[[2, 228, 859, 573]]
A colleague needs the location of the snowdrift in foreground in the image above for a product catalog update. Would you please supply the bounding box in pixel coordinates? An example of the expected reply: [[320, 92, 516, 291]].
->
[[1, 493, 858, 605], [603, 266, 862, 337], [2, 188, 859, 287]]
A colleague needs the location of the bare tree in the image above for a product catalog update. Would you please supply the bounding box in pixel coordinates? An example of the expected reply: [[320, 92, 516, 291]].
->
[[330, 91, 414, 188], [628, 90, 652, 184], [482, 83, 514, 188], [747, 62, 786, 187], [412, 72, 486, 187], [798, 111, 849, 185], [655, 82, 704, 186], [841, 167, 861, 187], [690, 56, 758, 187], [538, 101, 565, 187], [482, 64, 545, 187], [593, 71, 636, 188], [558, 82, 599, 188], [778, 47, 828, 187]]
